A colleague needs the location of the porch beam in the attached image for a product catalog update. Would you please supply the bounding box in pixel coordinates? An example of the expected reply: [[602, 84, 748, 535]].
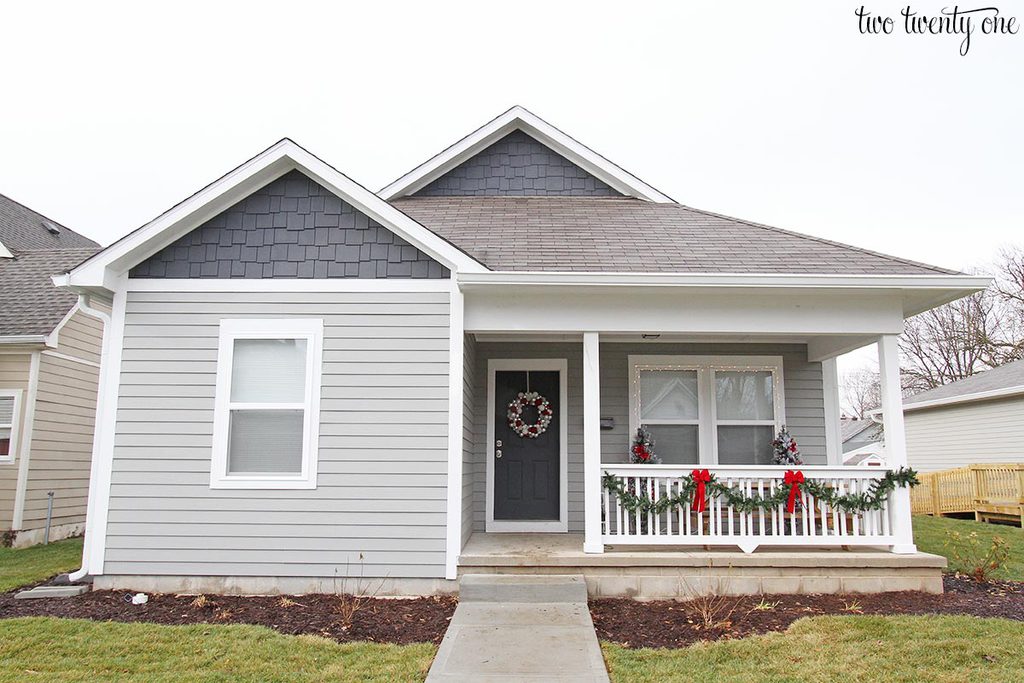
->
[[583, 332, 603, 553], [877, 334, 917, 554]]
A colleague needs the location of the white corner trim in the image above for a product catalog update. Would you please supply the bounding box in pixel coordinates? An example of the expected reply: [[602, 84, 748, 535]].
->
[[63, 139, 488, 290], [74, 279, 125, 580], [0, 389, 24, 466], [11, 353, 40, 529], [125, 278, 454, 293], [210, 318, 323, 490], [444, 284, 465, 579], [485, 358, 570, 533], [380, 106, 675, 203]]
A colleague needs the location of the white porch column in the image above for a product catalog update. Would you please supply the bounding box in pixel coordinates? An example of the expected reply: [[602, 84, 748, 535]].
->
[[821, 357, 843, 466], [583, 332, 604, 553], [877, 335, 917, 554]]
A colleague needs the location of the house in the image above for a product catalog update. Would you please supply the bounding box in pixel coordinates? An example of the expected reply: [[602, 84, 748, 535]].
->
[[900, 359, 1024, 473], [0, 194, 103, 546], [841, 417, 879, 453], [56, 107, 987, 597]]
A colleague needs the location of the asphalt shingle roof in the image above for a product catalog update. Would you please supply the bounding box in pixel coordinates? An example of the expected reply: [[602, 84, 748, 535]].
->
[[390, 197, 958, 275], [904, 359, 1024, 406], [0, 194, 100, 337]]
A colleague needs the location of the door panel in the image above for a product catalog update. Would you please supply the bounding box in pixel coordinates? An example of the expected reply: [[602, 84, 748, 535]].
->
[[493, 369, 560, 521]]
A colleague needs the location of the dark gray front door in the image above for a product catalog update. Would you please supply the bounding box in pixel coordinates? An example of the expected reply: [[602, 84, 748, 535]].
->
[[493, 370, 560, 521]]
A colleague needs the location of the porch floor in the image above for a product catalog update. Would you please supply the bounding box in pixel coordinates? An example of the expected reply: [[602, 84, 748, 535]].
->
[[458, 533, 946, 597]]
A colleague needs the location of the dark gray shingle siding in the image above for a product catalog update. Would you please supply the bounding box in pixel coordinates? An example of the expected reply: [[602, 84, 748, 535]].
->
[[131, 171, 449, 279], [412, 131, 623, 197]]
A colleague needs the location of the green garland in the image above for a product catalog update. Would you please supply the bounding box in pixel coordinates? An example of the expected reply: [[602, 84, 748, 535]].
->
[[602, 467, 919, 516]]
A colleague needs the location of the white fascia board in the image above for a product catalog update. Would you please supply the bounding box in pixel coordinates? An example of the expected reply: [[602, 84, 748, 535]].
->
[[61, 140, 488, 291], [457, 271, 991, 290], [895, 385, 1024, 414], [380, 106, 675, 203], [0, 335, 48, 345]]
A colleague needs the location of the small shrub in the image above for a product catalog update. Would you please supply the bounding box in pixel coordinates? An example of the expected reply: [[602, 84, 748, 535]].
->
[[751, 599, 780, 612], [189, 595, 210, 609], [945, 531, 1010, 582], [842, 600, 863, 614]]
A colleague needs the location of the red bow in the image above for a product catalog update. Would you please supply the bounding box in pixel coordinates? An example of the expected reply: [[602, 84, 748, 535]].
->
[[691, 469, 712, 513], [784, 470, 805, 514]]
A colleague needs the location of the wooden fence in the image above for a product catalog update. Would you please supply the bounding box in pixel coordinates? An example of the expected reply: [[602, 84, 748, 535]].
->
[[911, 464, 1024, 525]]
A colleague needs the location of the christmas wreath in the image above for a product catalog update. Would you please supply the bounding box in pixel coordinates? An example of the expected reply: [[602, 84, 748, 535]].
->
[[507, 391, 553, 438]]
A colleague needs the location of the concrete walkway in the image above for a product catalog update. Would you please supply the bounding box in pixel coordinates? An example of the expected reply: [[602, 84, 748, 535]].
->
[[427, 575, 609, 682]]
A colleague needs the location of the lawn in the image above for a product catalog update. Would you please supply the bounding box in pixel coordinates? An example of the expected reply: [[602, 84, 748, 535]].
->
[[603, 615, 1024, 682], [0, 617, 436, 683], [0, 536, 83, 592], [913, 514, 1024, 581]]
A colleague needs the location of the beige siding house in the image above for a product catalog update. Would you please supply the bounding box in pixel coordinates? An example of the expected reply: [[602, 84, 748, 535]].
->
[[58, 108, 987, 596], [0, 194, 103, 546], [903, 360, 1024, 473]]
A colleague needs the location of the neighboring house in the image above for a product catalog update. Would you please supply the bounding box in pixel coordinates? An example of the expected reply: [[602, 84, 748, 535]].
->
[[57, 107, 987, 597], [899, 359, 1024, 473], [841, 417, 880, 453], [0, 194, 103, 546], [843, 442, 887, 467]]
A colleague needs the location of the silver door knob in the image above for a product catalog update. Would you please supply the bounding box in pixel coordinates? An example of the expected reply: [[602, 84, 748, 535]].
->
[[495, 450, 502, 458]]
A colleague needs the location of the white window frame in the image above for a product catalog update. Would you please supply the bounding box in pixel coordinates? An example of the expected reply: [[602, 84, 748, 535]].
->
[[0, 389, 23, 464], [628, 355, 786, 465], [211, 319, 323, 489]]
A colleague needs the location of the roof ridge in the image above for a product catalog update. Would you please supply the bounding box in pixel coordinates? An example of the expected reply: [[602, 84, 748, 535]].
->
[[670, 203, 959, 276]]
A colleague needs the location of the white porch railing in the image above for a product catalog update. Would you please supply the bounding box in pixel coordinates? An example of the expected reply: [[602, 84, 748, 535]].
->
[[601, 465, 898, 553]]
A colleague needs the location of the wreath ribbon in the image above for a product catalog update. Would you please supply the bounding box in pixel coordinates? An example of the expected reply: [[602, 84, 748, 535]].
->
[[784, 470, 805, 514], [691, 469, 712, 513]]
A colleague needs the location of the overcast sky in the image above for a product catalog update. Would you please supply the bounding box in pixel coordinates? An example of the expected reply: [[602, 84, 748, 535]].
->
[[2, 1, 1021, 380]]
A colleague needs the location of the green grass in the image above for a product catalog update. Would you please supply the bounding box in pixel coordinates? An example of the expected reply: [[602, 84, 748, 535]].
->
[[0, 617, 436, 683], [913, 514, 1024, 580], [603, 615, 1024, 682], [0, 536, 83, 592]]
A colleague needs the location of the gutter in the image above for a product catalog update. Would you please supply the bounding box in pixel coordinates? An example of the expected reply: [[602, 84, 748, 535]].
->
[[0, 335, 48, 345], [456, 271, 992, 290], [68, 293, 111, 583]]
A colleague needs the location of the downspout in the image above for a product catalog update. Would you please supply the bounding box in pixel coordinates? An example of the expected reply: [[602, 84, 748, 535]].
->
[[69, 293, 111, 582]]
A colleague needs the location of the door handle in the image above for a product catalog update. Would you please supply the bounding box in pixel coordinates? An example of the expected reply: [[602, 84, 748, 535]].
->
[[495, 450, 502, 459]]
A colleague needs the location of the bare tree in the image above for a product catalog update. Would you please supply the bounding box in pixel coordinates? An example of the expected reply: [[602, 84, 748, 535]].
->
[[841, 369, 880, 419], [899, 247, 1024, 392]]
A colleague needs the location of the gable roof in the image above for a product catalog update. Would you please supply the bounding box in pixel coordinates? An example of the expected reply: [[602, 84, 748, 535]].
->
[[0, 193, 100, 338], [902, 359, 1024, 412], [380, 106, 674, 202], [841, 418, 877, 443], [391, 196, 958, 275], [59, 139, 488, 291]]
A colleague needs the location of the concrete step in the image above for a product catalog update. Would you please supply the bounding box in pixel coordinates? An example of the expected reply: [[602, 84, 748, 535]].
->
[[459, 573, 588, 603], [15, 584, 89, 599]]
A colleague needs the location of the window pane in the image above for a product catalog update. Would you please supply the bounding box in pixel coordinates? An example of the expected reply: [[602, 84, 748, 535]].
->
[[715, 371, 774, 420], [231, 339, 307, 403], [0, 396, 13, 425], [228, 409, 303, 474], [0, 427, 10, 457], [639, 370, 699, 420], [643, 424, 700, 464], [717, 425, 774, 465]]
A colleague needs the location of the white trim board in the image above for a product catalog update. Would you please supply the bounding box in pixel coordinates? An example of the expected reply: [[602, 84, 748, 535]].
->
[[59, 139, 488, 292], [444, 284, 465, 579], [11, 353, 40, 529], [485, 358, 569, 533], [125, 278, 454, 293], [210, 318, 324, 490], [0, 389, 24, 466], [380, 106, 675, 203]]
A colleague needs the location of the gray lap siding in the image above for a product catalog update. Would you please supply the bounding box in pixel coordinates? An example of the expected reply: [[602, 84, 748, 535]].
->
[[105, 290, 451, 579]]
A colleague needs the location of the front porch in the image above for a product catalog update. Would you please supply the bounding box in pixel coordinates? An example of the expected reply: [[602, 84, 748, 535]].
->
[[458, 532, 945, 597]]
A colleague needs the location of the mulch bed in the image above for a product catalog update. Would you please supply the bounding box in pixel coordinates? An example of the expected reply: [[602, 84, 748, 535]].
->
[[0, 587, 457, 645], [591, 574, 1024, 649]]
